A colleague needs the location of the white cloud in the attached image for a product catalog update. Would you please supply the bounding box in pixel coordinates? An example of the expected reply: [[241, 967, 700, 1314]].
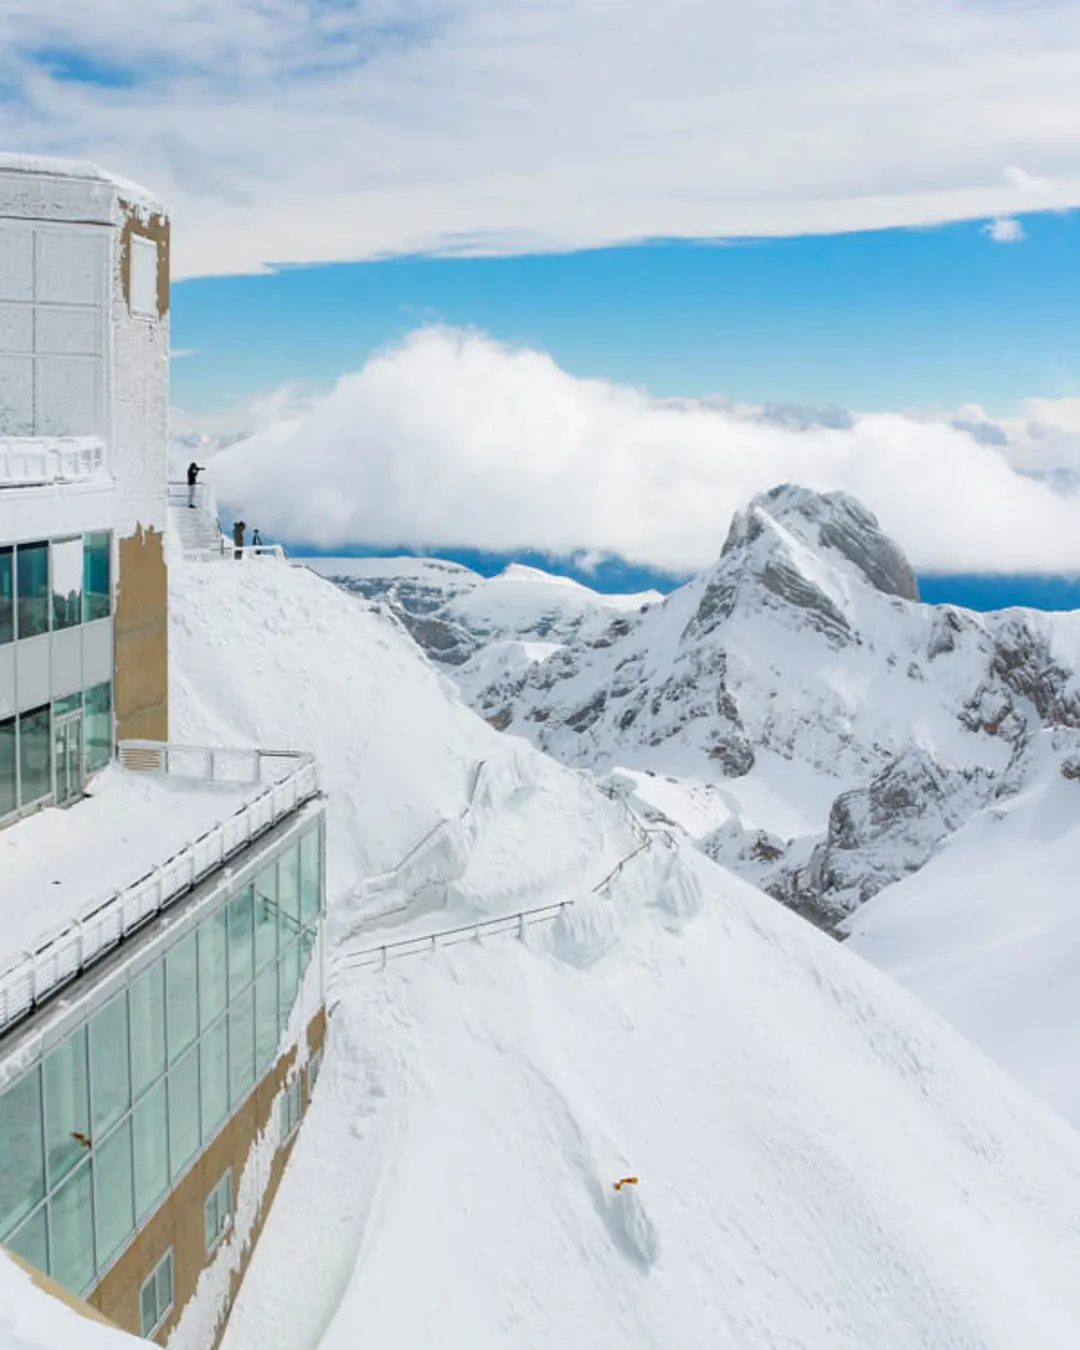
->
[[207, 326, 1080, 575], [983, 216, 1026, 242], [2, 1, 1080, 276]]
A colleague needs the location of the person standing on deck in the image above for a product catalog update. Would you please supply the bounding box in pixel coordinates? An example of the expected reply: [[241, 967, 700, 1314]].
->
[[186, 461, 205, 507], [233, 520, 246, 560]]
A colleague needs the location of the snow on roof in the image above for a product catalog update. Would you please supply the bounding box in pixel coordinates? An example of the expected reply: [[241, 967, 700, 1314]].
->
[[0, 152, 166, 214], [0, 764, 260, 974]]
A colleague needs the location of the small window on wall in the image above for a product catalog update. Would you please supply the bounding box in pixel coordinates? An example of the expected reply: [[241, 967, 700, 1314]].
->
[[18, 705, 51, 807], [307, 1046, 324, 1096], [279, 1075, 302, 1141], [83, 533, 110, 622], [84, 682, 112, 774], [203, 1170, 233, 1254], [140, 1249, 174, 1338], [129, 236, 160, 318], [0, 547, 12, 645], [51, 538, 83, 630], [16, 542, 48, 638]]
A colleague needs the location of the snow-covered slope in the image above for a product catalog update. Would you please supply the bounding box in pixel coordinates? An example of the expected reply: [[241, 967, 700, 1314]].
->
[[441, 485, 1080, 924], [0, 1256, 139, 1350], [845, 726, 1080, 1129], [163, 552, 1080, 1350]]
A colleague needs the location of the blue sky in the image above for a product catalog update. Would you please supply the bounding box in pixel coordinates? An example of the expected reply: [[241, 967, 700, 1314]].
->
[[172, 211, 1080, 419]]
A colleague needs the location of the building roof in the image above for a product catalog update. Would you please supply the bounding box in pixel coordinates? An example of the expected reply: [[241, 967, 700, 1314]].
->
[[0, 152, 166, 218]]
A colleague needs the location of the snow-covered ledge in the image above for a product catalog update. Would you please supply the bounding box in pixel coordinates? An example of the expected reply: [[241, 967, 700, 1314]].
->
[[0, 436, 107, 486]]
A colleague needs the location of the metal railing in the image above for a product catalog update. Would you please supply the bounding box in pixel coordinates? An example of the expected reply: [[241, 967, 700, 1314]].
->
[[337, 900, 572, 971], [0, 744, 320, 1036], [0, 437, 106, 486]]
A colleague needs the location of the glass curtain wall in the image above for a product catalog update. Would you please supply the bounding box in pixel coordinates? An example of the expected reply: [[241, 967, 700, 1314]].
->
[[0, 819, 324, 1295], [15, 543, 48, 638], [0, 547, 12, 644]]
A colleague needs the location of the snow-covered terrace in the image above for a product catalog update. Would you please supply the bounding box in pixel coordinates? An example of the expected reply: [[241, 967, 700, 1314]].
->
[[0, 744, 319, 1035]]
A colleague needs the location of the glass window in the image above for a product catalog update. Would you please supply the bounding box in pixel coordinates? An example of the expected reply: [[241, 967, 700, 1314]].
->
[[228, 887, 254, 997], [279, 1076, 302, 1141], [133, 1079, 169, 1223], [84, 681, 112, 775], [203, 1170, 232, 1253], [15, 542, 48, 638], [0, 1068, 45, 1239], [89, 994, 130, 1137], [228, 987, 255, 1108], [8, 1203, 48, 1276], [199, 908, 229, 1031], [18, 705, 51, 806], [166, 933, 198, 1063], [140, 1250, 174, 1338], [299, 927, 316, 981], [94, 1118, 134, 1268], [44, 1028, 91, 1185], [308, 1047, 323, 1096], [200, 1016, 228, 1140], [50, 1159, 95, 1295], [0, 717, 14, 818], [279, 939, 300, 1033], [253, 865, 278, 971], [254, 964, 278, 1077], [300, 825, 322, 926], [51, 538, 83, 630], [131, 961, 166, 1098], [83, 533, 111, 622], [168, 1045, 200, 1180], [278, 846, 301, 945], [53, 692, 82, 717], [0, 547, 12, 645]]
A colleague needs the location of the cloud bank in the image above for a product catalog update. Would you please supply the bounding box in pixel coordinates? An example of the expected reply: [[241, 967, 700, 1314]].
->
[[2, 1, 1080, 275], [207, 327, 1080, 576]]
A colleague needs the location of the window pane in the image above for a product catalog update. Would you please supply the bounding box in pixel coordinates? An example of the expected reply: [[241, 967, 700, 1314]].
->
[[141, 1275, 157, 1337], [166, 933, 198, 1063], [18, 705, 51, 806], [16, 542, 48, 638], [0, 547, 12, 645], [51, 538, 83, 630], [8, 1204, 48, 1276], [94, 1118, 134, 1268], [227, 887, 254, 997], [254, 964, 278, 1077], [44, 1028, 90, 1185], [51, 1159, 95, 1295], [157, 1251, 173, 1314], [253, 866, 277, 971], [278, 847, 301, 945], [133, 1079, 169, 1222], [89, 994, 130, 1136], [300, 826, 322, 926], [0, 718, 14, 818], [229, 987, 255, 1108], [199, 908, 229, 1031], [279, 940, 300, 1033], [83, 533, 111, 622], [200, 1017, 228, 1140], [299, 927, 316, 981], [168, 1046, 200, 1179], [83, 682, 112, 775], [131, 961, 166, 1098], [0, 1068, 45, 1239]]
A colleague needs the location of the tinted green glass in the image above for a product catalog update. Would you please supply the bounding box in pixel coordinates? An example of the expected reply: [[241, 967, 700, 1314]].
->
[[94, 1118, 134, 1267], [0, 546, 12, 644], [299, 825, 322, 926], [51, 538, 83, 630], [50, 1159, 95, 1295], [228, 988, 255, 1108], [254, 964, 278, 1077], [89, 994, 130, 1136], [44, 1028, 90, 1185], [253, 865, 277, 971], [8, 1203, 48, 1275], [278, 847, 301, 944], [83, 533, 111, 622], [0, 717, 14, 818], [168, 1046, 200, 1179], [83, 682, 112, 774], [0, 1068, 45, 1239], [299, 927, 316, 980], [166, 933, 198, 1063], [15, 542, 48, 638], [130, 961, 166, 1098], [18, 705, 51, 806], [198, 908, 229, 1031], [227, 887, 254, 997], [279, 940, 300, 1033], [132, 1079, 169, 1222], [200, 1017, 228, 1140]]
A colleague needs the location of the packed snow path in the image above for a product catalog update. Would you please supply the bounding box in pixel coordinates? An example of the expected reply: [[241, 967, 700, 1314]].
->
[[164, 556, 1080, 1350]]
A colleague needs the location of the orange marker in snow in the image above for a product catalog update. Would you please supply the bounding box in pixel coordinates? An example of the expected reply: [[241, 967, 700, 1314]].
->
[[613, 1176, 639, 1190]]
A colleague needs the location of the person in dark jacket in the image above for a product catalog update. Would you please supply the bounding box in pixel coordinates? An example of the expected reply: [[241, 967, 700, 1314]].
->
[[233, 520, 246, 560], [186, 461, 205, 507], [251, 528, 263, 549]]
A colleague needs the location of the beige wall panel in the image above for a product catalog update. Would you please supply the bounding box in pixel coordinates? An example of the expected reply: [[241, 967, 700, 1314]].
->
[[114, 526, 168, 743]]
